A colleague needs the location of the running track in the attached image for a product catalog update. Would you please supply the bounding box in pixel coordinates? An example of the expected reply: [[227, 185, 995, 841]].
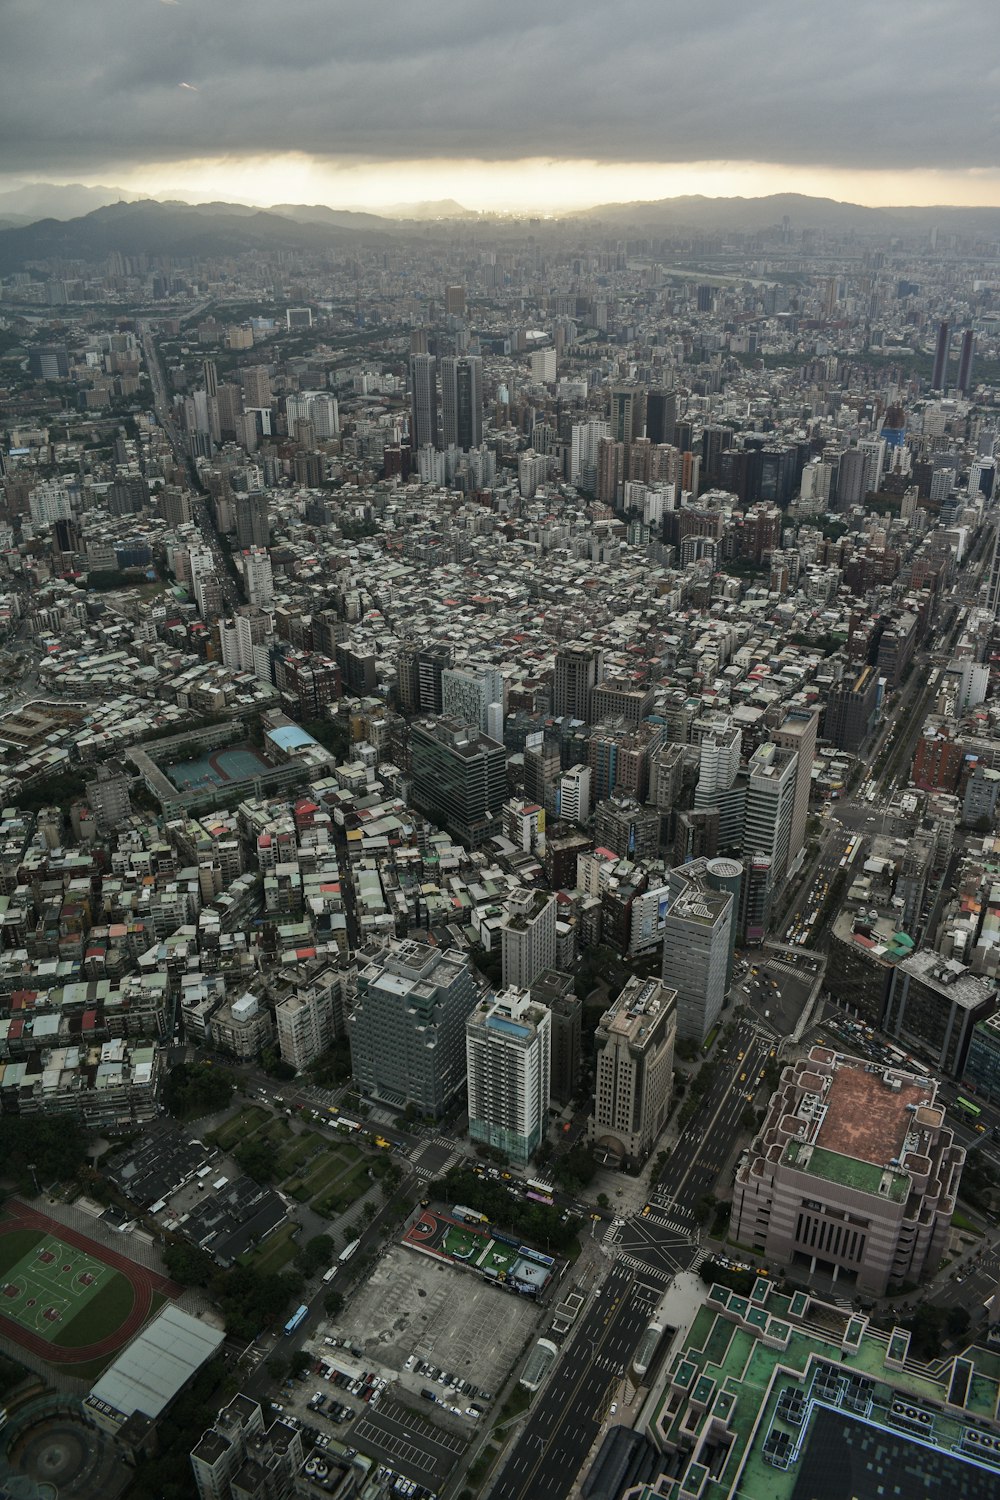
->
[[0, 1201, 181, 1366]]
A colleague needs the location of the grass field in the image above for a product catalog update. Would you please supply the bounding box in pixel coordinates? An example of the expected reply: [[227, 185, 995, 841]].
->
[[442, 1227, 479, 1260], [242, 1221, 299, 1274], [0, 1232, 133, 1348], [476, 1240, 518, 1276], [210, 1106, 270, 1152]]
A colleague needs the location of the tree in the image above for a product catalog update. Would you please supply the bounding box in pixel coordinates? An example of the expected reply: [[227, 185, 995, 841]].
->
[[946, 1304, 971, 1340], [324, 1289, 344, 1317], [0, 1117, 91, 1192], [234, 1138, 277, 1183], [164, 1062, 235, 1120], [289, 1350, 312, 1379], [164, 1241, 215, 1288], [266, 1354, 290, 1382], [296, 1234, 334, 1276]]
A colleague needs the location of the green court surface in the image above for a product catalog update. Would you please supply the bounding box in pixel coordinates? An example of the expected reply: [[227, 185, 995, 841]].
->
[[475, 1239, 519, 1276], [442, 1226, 479, 1260], [0, 1232, 134, 1348]]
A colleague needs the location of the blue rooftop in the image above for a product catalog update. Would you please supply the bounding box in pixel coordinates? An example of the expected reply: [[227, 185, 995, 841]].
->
[[269, 724, 318, 751]]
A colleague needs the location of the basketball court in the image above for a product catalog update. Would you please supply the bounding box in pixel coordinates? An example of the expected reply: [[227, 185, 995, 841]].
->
[[0, 1230, 125, 1344]]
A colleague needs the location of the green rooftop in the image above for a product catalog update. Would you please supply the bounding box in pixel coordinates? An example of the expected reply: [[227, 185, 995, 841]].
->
[[785, 1139, 910, 1202], [648, 1288, 1000, 1500]]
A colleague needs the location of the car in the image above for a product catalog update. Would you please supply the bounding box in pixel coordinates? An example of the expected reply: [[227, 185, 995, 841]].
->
[[404, 1355, 415, 1370], [609, 1402, 618, 1415], [466, 1405, 482, 1418]]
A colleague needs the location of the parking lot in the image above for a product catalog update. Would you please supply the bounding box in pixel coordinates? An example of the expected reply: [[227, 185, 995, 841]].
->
[[351, 1398, 468, 1489], [339, 1240, 539, 1393]]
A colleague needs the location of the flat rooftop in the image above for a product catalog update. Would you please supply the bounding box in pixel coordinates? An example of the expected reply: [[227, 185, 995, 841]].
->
[[817, 1064, 931, 1167]]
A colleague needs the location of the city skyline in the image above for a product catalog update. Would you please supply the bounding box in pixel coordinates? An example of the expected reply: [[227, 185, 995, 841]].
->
[[3, 0, 999, 213]]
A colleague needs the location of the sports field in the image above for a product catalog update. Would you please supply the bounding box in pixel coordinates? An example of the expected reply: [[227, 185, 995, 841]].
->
[[0, 1228, 134, 1348], [0, 1201, 181, 1369]]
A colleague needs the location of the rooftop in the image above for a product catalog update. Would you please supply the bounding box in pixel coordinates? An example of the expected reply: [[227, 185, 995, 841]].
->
[[817, 1062, 932, 1167]]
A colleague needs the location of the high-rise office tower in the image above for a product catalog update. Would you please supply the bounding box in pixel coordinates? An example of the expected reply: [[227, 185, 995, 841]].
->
[[772, 707, 819, 875], [441, 356, 483, 450], [241, 365, 271, 409], [234, 491, 270, 550], [396, 641, 454, 714], [501, 889, 558, 991], [589, 975, 676, 1168], [824, 666, 879, 753], [466, 987, 551, 1165], [742, 742, 798, 888], [350, 940, 478, 1116], [609, 384, 645, 446], [957, 329, 975, 396], [553, 644, 603, 721], [410, 352, 438, 450], [986, 529, 1000, 620], [409, 717, 507, 849], [661, 864, 734, 1043], [931, 320, 950, 391], [835, 446, 868, 509], [645, 389, 677, 446], [203, 359, 218, 399]]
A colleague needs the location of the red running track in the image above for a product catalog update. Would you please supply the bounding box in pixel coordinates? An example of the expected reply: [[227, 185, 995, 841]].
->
[[0, 1200, 182, 1366]]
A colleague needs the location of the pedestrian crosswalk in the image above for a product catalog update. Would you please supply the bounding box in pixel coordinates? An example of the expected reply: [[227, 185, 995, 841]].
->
[[644, 1213, 695, 1236]]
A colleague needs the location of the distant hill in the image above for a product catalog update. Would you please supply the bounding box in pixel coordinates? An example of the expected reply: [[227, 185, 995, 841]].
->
[[0, 182, 138, 221], [573, 191, 1000, 238], [373, 199, 475, 220], [270, 203, 399, 231], [0, 198, 394, 274]]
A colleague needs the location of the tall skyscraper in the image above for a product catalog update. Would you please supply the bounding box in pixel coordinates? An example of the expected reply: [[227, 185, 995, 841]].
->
[[501, 889, 557, 991], [441, 356, 483, 450], [349, 939, 478, 1116], [553, 644, 603, 721], [661, 864, 734, 1044], [410, 352, 437, 451], [609, 384, 645, 446], [466, 987, 551, 1165], [958, 329, 975, 395], [743, 742, 799, 888], [645, 389, 677, 446], [693, 717, 743, 846], [589, 975, 676, 1168], [234, 491, 270, 550], [772, 706, 819, 876], [931, 319, 950, 391], [409, 717, 507, 848], [241, 365, 271, 409]]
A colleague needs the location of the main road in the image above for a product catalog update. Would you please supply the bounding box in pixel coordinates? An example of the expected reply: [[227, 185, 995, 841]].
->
[[489, 1263, 652, 1500]]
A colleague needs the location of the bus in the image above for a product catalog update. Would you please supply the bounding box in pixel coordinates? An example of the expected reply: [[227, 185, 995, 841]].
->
[[322, 1266, 338, 1283], [339, 1239, 361, 1263], [526, 1178, 555, 1198], [955, 1096, 982, 1120], [284, 1304, 309, 1336], [526, 1191, 554, 1206]]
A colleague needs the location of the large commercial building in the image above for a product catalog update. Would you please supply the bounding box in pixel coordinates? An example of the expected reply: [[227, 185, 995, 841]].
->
[[661, 864, 734, 1044], [441, 662, 504, 733], [884, 951, 998, 1077], [501, 888, 557, 991], [733, 1050, 964, 1295], [409, 716, 507, 849], [530, 968, 582, 1106], [552, 643, 603, 721], [349, 939, 478, 1116], [773, 705, 819, 873], [409, 352, 437, 450], [824, 665, 879, 753], [441, 355, 483, 450], [274, 978, 340, 1071], [466, 986, 551, 1165], [588, 975, 676, 1169], [742, 741, 799, 887]]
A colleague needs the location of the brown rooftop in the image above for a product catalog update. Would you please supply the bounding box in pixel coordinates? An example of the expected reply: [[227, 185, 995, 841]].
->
[[816, 1064, 931, 1167]]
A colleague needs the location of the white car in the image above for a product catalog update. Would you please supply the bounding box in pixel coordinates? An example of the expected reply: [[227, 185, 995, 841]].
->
[[404, 1355, 415, 1370], [609, 1402, 618, 1415]]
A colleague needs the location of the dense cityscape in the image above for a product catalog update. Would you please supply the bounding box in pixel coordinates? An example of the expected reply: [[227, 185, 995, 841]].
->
[[2, 189, 1000, 1500]]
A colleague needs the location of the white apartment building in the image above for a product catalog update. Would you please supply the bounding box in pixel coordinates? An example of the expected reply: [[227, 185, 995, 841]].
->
[[467, 987, 551, 1166]]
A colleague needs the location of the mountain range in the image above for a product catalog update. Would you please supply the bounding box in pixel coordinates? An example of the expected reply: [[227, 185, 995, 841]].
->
[[3, 188, 1000, 276]]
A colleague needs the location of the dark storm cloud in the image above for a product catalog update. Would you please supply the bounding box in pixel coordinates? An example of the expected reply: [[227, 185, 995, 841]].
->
[[2, 0, 995, 174]]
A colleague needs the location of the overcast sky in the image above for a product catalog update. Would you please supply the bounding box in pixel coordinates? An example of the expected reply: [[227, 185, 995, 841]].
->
[[3, 0, 998, 209]]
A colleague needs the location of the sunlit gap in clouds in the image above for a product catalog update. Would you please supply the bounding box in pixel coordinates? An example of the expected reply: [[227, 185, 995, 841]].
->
[[21, 155, 1000, 214]]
